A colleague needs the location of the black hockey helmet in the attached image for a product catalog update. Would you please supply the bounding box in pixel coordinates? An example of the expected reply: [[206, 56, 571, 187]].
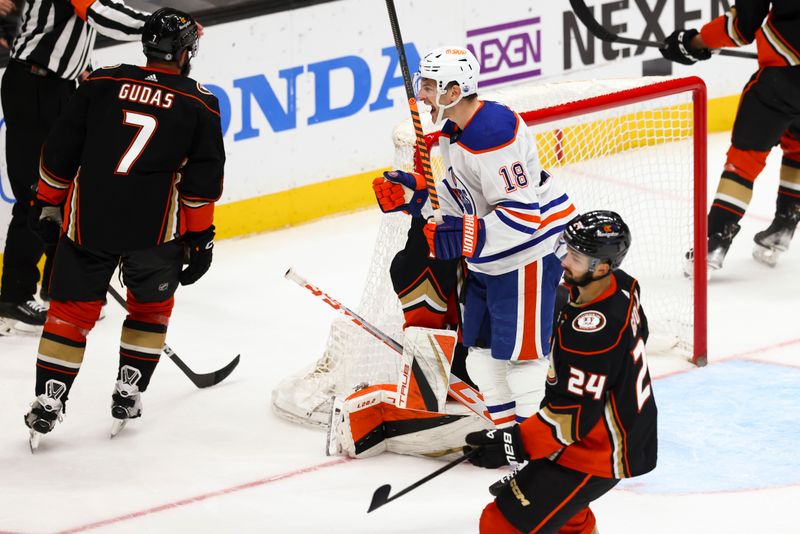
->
[[563, 210, 631, 270], [142, 8, 199, 62]]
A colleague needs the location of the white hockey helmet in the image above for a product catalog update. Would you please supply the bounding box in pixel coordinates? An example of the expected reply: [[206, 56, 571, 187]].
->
[[415, 46, 480, 123]]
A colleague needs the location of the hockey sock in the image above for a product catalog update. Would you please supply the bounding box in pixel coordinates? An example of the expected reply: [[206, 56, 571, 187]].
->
[[35, 300, 103, 401], [777, 158, 800, 218], [466, 348, 515, 427], [709, 146, 767, 235], [119, 294, 174, 392]]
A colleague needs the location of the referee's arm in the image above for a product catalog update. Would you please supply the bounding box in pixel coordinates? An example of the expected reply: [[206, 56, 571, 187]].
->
[[73, 0, 149, 41]]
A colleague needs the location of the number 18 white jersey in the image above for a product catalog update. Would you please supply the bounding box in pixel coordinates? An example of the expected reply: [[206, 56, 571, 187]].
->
[[434, 100, 576, 275]]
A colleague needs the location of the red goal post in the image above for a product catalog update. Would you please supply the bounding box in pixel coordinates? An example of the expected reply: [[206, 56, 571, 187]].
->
[[271, 76, 708, 428], [412, 77, 708, 366]]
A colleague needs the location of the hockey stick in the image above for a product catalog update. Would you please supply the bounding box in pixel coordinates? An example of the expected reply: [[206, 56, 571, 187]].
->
[[367, 447, 478, 513], [385, 0, 443, 225], [106, 285, 240, 388], [285, 268, 489, 421], [569, 0, 757, 59]]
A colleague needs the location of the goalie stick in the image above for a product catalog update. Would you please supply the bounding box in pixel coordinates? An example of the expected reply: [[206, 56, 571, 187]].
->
[[367, 448, 478, 513], [569, 0, 757, 60], [384, 0, 443, 225], [285, 268, 489, 422], [106, 285, 240, 388]]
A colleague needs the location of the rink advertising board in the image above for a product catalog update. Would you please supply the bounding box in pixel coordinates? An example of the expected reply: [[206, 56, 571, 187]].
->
[[0, 0, 755, 258]]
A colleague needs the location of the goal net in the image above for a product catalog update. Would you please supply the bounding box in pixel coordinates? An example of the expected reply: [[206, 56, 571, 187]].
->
[[272, 76, 707, 427]]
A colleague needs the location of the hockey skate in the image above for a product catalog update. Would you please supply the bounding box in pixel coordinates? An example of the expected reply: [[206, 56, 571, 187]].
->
[[0, 300, 47, 336], [752, 208, 800, 267], [110, 366, 143, 438], [24, 380, 67, 453], [683, 222, 741, 278]]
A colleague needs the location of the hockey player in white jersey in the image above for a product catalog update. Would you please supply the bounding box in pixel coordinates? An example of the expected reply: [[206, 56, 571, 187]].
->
[[376, 46, 576, 430]]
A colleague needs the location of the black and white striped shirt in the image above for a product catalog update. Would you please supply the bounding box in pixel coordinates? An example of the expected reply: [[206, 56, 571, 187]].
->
[[11, 0, 148, 81]]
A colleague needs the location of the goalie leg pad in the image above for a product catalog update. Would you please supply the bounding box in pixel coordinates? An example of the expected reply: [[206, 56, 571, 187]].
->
[[395, 327, 456, 412], [466, 348, 514, 427], [330, 384, 491, 460]]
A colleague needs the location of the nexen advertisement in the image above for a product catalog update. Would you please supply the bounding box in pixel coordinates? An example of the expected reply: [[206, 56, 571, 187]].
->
[[0, 0, 755, 252]]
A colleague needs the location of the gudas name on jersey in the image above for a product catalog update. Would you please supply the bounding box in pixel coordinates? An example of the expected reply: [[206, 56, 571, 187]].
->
[[118, 83, 174, 109]]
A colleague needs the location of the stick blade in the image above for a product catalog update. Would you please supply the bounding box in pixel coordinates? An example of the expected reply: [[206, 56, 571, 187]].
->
[[169, 353, 240, 389], [211, 354, 241, 387], [367, 484, 392, 513]]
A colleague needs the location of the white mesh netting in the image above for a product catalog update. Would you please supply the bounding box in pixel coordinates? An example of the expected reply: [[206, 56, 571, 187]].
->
[[271, 77, 703, 427]]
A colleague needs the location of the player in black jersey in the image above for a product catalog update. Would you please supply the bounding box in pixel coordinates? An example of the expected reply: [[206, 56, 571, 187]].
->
[[23, 8, 225, 450], [464, 211, 657, 534], [661, 1, 800, 271]]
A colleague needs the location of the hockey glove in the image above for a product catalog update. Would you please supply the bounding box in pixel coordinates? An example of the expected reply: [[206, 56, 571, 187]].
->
[[464, 425, 529, 469], [179, 225, 215, 286], [28, 199, 62, 246], [423, 215, 485, 260], [660, 30, 712, 65], [372, 170, 428, 217]]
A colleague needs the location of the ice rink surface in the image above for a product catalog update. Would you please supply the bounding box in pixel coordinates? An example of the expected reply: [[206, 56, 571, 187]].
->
[[1, 133, 799, 533]]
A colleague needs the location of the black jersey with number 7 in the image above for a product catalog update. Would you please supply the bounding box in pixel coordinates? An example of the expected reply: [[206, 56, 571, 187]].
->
[[38, 64, 225, 252]]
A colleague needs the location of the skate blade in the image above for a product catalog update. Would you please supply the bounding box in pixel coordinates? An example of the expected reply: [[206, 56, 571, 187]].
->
[[29, 430, 42, 453], [0, 317, 14, 336], [752, 244, 781, 267], [0, 316, 44, 336], [110, 419, 128, 438]]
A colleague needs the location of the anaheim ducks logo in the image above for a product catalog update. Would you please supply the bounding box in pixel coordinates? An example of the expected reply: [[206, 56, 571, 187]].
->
[[196, 82, 213, 95], [546, 360, 557, 386], [572, 310, 606, 332]]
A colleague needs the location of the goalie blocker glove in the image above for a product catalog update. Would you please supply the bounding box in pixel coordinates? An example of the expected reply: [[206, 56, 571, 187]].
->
[[372, 170, 428, 217], [179, 225, 215, 285], [660, 29, 712, 65], [424, 215, 485, 260], [464, 425, 528, 469]]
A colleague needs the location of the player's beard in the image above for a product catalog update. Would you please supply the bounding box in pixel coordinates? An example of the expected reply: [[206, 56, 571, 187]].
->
[[181, 60, 192, 76], [563, 269, 594, 287]]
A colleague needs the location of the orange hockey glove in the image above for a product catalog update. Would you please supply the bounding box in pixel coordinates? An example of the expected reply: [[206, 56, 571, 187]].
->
[[372, 170, 428, 217]]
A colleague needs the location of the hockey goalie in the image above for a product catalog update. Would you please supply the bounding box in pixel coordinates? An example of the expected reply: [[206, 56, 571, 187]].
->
[[326, 326, 493, 460]]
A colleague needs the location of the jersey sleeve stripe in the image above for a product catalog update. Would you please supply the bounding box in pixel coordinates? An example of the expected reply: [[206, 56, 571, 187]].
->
[[469, 223, 567, 264], [497, 200, 540, 211], [180, 198, 211, 208], [496, 210, 537, 235], [539, 204, 577, 228], [39, 159, 73, 186], [497, 206, 541, 224], [539, 405, 576, 446], [605, 393, 630, 478]]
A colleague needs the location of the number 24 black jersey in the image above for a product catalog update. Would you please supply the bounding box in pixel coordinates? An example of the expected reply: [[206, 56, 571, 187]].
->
[[518, 269, 657, 479], [38, 64, 225, 252]]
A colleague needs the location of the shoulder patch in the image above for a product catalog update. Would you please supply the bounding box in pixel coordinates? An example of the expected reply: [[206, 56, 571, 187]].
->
[[572, 310, 606, 333], [197, 82, 213, 95]]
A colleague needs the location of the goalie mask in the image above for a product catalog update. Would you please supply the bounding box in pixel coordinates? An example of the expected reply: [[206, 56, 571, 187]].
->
[[414, 46, 480, 124]]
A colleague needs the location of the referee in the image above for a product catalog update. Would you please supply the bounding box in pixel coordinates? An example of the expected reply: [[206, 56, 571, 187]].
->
[[0, 0, 149, 327]]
